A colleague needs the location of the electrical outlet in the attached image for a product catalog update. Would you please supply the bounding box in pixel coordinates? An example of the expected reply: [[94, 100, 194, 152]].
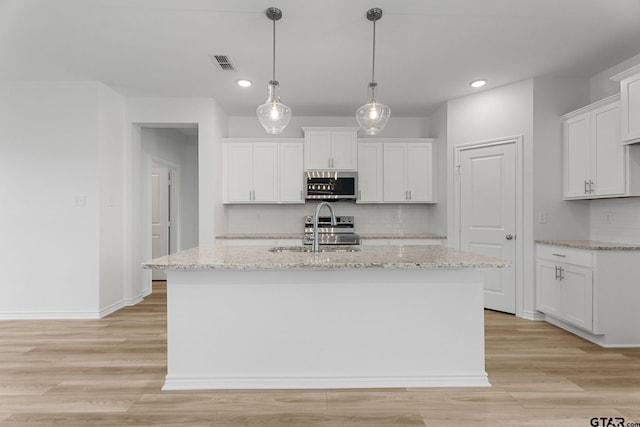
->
[[538, 212, 548, 224]]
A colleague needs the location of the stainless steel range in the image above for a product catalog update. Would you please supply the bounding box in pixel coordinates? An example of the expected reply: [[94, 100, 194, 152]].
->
[[303, 215, 360, 246]]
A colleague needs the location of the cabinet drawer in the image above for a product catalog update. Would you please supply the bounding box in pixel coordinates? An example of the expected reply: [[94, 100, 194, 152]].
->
[[537, 244, 593, 268]]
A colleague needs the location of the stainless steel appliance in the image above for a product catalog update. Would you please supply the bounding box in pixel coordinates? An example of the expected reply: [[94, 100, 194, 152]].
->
[[304, 171, 357, 201], [303, 215, 360, 246]]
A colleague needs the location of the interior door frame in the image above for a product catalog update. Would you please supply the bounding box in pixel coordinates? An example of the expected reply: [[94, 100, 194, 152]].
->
[[453, 136, 525, 317], [150, 157, 180, 256]]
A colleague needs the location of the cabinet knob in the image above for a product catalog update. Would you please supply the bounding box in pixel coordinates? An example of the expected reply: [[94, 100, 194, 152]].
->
[[505, 234, 514, 240]]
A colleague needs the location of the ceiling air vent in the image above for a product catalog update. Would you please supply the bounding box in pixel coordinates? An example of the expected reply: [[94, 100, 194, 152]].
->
[[210, 54, 236, 71]]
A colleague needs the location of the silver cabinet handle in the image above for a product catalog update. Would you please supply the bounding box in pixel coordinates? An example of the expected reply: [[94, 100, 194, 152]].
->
[[558, 267, 565, 280], [555, 266, 560, 280], [505, 234, 513, 240], [589, 180, 595, 193], [409, 190, 412, 200], [552, 253, 566, 257], [584, 180, 589, 194]]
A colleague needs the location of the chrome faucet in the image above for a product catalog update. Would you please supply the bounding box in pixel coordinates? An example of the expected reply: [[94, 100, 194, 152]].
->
[[313, 201, 337, 252]]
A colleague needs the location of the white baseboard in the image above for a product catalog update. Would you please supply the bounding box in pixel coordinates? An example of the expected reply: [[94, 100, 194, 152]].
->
[[520, 310, 545, 321], [0, 311, 101, 320], [0, 288, 153, 320], [162, 373, 491, 391]]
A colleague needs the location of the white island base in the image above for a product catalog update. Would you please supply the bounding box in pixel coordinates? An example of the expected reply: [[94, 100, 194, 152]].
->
[[163, 268, 489, 390]]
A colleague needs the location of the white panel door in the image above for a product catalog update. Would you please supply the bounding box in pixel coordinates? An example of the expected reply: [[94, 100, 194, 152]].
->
[[357, 142, 383, 202], [406, 143, 432, 202], [279, 142, 304, 203], [252, 143, 278, 202], [563, 114, 591, 198], [383, 144, 407, 202], [304, 132, 331, 170], [591, 102, 624, 197], [225, 143, 253, 202], [459, 142, 516, 313], [330, 131, 357, 170], [151, 167, 170, 281]]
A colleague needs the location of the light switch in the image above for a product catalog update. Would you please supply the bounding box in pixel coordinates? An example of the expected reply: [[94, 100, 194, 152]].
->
[[73, 195, 87, 207], [538, 212, 548, 224]]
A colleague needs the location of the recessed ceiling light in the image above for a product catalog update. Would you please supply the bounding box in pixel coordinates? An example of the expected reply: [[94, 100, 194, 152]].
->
[[470, 79, 487, 88], [236, 79, 252, 88]]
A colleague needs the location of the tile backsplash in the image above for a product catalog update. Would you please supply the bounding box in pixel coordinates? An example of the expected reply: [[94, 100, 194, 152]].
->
[[225, 203, 436, 235], [590, 198, 640, 244]]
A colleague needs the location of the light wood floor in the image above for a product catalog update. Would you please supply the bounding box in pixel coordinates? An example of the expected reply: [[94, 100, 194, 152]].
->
[[1, 282, 639, 426]]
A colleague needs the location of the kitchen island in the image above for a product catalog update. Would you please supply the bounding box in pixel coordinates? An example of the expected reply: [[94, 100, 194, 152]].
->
[[144, 245, 508, 390]]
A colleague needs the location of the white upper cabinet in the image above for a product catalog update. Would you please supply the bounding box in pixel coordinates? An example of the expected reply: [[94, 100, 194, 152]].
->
[[302, 127, 358, 170], [562, 95, 640, 199], [611, 64, 640, 144], [223, 139, 303, 204], [357, 139, 436, 204]]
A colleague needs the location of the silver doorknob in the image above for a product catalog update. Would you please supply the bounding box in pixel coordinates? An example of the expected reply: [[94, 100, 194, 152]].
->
[[505, 234, 514, 240]]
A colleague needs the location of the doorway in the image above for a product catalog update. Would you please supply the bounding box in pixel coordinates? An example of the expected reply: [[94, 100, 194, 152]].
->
[[151, 163, 176, 280], [455, 137, 523, 314]]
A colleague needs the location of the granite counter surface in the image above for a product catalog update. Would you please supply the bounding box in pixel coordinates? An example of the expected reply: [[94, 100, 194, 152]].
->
[[216, 233, 445, 240], [536, 240, 640, 251], [144, 245, 508, 271]]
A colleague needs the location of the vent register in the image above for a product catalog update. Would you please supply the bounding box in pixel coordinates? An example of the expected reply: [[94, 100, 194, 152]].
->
[[210, 54, 236, 71]]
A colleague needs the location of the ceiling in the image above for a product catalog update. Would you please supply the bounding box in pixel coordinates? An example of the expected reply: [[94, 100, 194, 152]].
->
[[2, 0, 640, 117]]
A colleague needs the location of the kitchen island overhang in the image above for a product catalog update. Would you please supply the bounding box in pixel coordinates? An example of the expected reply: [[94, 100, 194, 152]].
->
[[145, 245, 509, 390]]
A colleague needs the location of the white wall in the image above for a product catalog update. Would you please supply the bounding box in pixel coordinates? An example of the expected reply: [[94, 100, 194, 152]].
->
[[225, 115, 435, 235], [124, 98, 227, 302], [226, 203, 436, 235], [446, 79, 534, 317], [228, 116, 430, 139], [0, 81, 126, 318], [586, 54, 640, 244], [426, 103, 448, 237], [141, 128, 199, 251], [532, 77, 591, 241], [97, 83, 127, 316]]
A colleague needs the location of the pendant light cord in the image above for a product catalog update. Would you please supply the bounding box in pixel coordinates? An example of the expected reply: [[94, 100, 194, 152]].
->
[[272, 16, 277, 83], [371, 18, 376, 84]]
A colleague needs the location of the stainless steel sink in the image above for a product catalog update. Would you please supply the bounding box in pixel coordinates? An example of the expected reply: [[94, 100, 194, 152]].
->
[[268, 246, 361, 253]]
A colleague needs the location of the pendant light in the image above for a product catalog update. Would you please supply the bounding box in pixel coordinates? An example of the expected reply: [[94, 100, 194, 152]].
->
[[256, 7, 291, 134], [356, 8, 390, 136]]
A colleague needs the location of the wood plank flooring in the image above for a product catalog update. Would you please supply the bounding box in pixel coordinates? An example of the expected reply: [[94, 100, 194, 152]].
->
[[1, 281, 639, 426]]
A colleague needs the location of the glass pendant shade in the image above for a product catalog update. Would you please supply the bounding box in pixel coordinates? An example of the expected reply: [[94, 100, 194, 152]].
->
[[356, 84, 390, 135], [257, 82, 291, 134]]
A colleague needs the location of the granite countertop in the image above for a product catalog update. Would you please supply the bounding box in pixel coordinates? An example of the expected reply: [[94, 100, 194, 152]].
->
[[144, 245, 509, 271], [216, 233, 446, 240], [536, 240, 640, 251]]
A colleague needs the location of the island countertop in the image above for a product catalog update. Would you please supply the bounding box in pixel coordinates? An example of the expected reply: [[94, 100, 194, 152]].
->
[[144, 244, 509, 271]]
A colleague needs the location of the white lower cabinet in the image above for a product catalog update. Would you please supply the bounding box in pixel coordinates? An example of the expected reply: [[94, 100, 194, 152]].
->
[[536, 243, 640, 347]]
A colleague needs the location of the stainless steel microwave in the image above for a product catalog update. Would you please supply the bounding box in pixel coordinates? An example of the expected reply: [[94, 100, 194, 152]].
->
[[304, 171, 358, 201]]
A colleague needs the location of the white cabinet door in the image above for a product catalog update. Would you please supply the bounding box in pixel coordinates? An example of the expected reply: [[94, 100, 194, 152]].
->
[[562, 264, 593, 331], [357, 142, 383, 202], [406, 143, 433, 202], [279, 142, 304, 203], [383, 144, 407, 202], [563, 113, 591, 198], [303, 129, 358, 170], [591, 102, 624, 197], [304, 131, 332, 170], [536, 259, 563, 318], [331, 131, 358, 170], [620, 71, 640, 143], [225, 143, 253, 202], [252, 143, 278, 202]]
